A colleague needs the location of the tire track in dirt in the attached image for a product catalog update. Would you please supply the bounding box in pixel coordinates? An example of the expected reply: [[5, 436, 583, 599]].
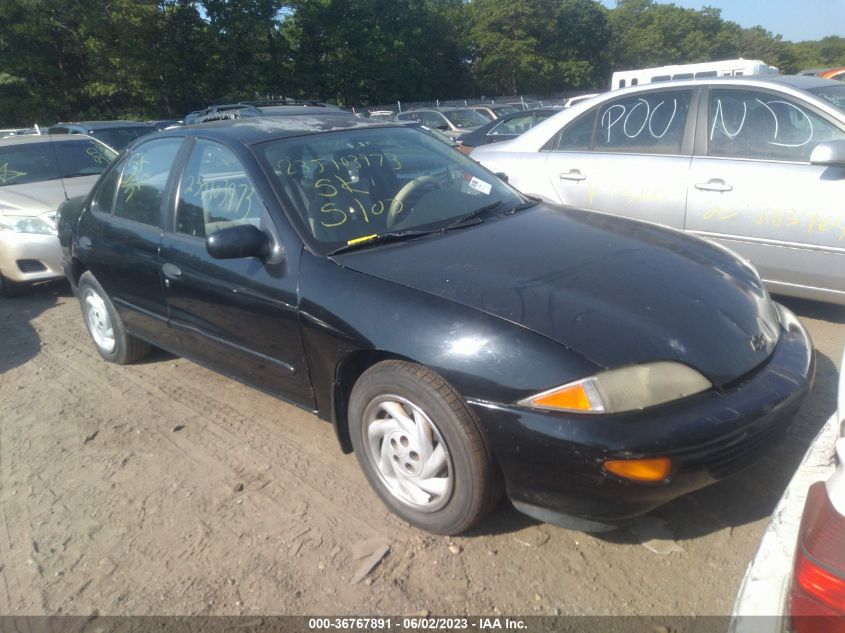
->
[[2, 300, 425, 613]]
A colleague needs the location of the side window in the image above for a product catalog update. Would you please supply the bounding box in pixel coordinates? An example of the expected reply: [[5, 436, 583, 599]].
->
[[113, 139, 182, 226], [708, 89, 845, 162], [421, 112, 443, 128], [554, 112, 595, 152], [488, 114, 533, 136], [595, 90, 691, 154], [175, 140, 263, 238], [91, 157, 125, 214]]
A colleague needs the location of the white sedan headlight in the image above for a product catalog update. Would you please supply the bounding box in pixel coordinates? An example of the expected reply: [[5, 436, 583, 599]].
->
[[518, 362, 712, 414], [0, 213, 57, 235]]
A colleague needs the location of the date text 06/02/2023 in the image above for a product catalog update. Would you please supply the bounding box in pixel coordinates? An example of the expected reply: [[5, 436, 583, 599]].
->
[[307, 617, 528, 630]]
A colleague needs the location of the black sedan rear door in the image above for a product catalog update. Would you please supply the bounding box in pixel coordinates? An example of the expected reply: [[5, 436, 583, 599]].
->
[[76, 137, 184, 347]]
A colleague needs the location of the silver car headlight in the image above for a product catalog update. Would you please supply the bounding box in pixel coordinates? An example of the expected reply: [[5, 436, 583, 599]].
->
[[0, 213, 57, 235], [518, 362, 712, 414]]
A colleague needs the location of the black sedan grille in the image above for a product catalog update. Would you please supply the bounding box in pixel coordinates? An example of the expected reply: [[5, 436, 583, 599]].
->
[[702, 413, 791, 479], [17, 259, 46, 273]]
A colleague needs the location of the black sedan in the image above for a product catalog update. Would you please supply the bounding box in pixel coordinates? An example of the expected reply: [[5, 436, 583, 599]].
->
[[458, 108, 560, 148], [58, 115, 814, 535]]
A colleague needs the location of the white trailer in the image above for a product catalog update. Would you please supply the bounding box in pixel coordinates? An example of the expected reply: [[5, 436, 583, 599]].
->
[[611, 59, 779, 90]]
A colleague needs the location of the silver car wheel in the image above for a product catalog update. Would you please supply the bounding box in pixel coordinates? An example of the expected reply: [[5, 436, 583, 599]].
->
[[362, 395, 454, 512], [83, 287, 116, 354]]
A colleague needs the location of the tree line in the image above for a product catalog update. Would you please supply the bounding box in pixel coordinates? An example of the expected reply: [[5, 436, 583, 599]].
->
[[1, 0, 843, 127]]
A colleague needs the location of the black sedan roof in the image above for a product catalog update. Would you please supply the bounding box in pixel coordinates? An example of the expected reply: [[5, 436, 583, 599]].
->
[[51, 120, 156, 130]]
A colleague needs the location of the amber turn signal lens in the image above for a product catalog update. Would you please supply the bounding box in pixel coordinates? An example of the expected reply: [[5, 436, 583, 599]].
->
[[603, 457, 672, 482], [529, 383, 594, 411]]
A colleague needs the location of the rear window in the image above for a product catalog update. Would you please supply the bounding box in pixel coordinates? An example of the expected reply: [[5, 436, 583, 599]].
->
[[810, 84, 845, 113], [0, 139, 116, 187]]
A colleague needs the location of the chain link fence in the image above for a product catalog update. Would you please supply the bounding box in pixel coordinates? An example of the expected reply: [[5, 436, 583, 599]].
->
[[353, 90, 601, 117]]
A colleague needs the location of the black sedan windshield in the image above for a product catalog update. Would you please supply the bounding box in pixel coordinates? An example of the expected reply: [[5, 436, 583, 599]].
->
[[259, 127, 523, 249]]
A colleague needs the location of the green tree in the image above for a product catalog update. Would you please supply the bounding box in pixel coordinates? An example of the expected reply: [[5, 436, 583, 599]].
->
[[283, 0, 467, 105], [555, 0, 612, 88], [467, 0, 561, 95]]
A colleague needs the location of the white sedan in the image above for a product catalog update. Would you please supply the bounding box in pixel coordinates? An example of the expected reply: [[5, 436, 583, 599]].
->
[[471, 75, 845, 305]]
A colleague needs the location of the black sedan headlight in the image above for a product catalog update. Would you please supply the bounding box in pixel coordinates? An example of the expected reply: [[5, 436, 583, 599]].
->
[[518, 362, 712, 414]]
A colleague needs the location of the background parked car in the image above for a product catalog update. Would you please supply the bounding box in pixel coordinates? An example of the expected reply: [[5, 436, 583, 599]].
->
[[394, 106, 489, 141], [48, 121, 157, 153], [458, 108, 560, 149], [148, 119, 181, 130], [472, 75, 845, 306], [190, 100, 351, 124], [731, 347, 844, 633], [0, 134, 115, 296], [563, 93, 601, 107], [466, 104, 521, 120]]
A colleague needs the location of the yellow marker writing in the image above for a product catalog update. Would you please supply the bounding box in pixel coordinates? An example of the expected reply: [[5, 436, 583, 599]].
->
[[347, 234, 378, 246]]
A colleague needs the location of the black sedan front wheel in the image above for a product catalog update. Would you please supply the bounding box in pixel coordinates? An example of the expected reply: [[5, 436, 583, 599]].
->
[[349, 360, 499, 534]]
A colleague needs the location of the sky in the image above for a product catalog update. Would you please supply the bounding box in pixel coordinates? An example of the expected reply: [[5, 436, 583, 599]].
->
[[599, 0, 845, 42]]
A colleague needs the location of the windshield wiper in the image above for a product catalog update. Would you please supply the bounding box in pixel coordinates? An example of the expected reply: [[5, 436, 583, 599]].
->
[[504, 198, 539, 215], [440, 199, 504, 232], [327, 229, 433, 256]]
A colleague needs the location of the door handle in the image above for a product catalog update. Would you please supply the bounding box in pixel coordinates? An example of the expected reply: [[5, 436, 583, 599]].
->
[[695, 179, 733, 192], [559, 170, 586, 182], [78, 236, 92, 251], [162, 263, 182, 280]]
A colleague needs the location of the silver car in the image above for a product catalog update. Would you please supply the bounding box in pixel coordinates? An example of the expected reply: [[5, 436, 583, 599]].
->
[[472, 76, 845, 305], [0, 135, 116, 296], [395, 107, 489, 141]]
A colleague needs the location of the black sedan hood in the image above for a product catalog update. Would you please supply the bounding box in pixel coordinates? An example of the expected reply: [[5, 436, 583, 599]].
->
[[336, 204, 780, 387]]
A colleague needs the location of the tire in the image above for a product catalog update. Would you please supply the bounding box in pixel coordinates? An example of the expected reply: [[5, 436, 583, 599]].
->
[[77, 271, 150, 364], [349, 360, 500, 534], [0, 273, 26, 298]]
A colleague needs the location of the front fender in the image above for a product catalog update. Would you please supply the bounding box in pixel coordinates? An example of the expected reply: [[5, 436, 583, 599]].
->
[[298, 251, 599, 424]]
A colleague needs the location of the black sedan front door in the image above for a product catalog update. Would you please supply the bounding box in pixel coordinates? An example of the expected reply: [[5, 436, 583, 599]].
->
[[159, 139, 314, 408]]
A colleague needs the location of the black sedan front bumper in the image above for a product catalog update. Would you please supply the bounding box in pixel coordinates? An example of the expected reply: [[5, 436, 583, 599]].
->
[[468, 304, 815, 530]]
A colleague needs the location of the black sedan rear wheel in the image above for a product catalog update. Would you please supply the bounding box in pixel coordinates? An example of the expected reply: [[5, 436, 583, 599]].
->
[[78, 271, 150, 365], [349, 360, 499, 534]]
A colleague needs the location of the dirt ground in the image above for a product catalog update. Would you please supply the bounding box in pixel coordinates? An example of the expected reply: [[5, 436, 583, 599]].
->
[[1, 282, 843, 617]]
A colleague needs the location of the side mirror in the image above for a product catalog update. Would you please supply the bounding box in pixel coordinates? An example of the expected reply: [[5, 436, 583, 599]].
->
[[810, 140, 845, 167], [437, 124, 449, 131], [206, 224, 270, 260], [495, 172, 509, 183]]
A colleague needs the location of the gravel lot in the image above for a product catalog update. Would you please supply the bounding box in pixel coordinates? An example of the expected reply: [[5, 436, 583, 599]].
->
[[1, 281, 843, 616]]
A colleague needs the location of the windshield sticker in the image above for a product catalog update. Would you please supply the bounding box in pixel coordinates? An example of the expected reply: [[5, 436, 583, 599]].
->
[[0, 163, 27, 185], [469, 176, 492, 195]]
